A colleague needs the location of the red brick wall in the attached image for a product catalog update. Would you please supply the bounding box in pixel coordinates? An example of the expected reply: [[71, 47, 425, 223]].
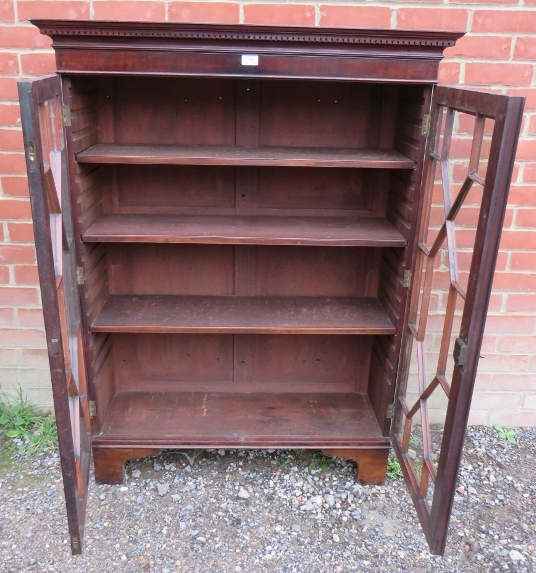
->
[[0, 1, 535, 425]]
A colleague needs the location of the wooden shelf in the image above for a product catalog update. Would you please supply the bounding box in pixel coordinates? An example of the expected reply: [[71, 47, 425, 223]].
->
[[93, 391, 390, 448], [91, 295, 395, 334], [83, 214, 407, 247], [76, 143, 415, 169]]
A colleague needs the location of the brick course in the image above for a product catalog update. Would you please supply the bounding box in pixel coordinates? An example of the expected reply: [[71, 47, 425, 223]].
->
[[0, 0, 534, 426]]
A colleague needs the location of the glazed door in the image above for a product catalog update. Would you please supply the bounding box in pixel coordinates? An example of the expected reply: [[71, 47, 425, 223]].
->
[[392, 87, 524, 555], [18, 75, 91, 555]]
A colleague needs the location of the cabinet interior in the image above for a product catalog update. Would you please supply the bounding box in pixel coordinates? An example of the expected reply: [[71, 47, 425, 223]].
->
[[69, 75, 427, 447]]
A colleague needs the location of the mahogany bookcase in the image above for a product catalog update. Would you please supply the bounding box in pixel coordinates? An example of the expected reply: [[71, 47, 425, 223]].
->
[[18, 21, 523, 555]]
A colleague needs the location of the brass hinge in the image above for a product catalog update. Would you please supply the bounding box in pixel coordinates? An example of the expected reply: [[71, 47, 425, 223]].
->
[[26, 141, 36, 162], [421, 114, 431, 136], [62, 104, 71, 127], [386, 403, 395, 419], [76, 266, 84, 285], [89, 400, 96, 418], [403, 270, 412, 288], [453, 337, 468, 367]]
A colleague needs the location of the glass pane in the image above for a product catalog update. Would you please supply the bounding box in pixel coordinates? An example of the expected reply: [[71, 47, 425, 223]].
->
[[423, 159, 444, 249], [450, 113, 495, 293], [408, 405, 423, 473], [399, 336, 425, 487]]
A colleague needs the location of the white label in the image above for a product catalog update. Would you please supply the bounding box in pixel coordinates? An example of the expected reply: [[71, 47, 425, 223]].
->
[[241, 54, 259, 66]]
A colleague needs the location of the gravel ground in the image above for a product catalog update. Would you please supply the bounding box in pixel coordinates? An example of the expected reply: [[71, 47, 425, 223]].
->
[[0, 426, 535, 573]]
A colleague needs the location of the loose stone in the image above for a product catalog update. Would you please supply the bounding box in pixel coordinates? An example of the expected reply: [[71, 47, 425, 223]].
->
[[157, 483, 170, 496], [324, 494, 335, 507], [510, 549, 525, 561]]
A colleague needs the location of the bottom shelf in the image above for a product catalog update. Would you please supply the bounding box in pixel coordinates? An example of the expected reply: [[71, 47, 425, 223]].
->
[[93, 391, 390, 449]]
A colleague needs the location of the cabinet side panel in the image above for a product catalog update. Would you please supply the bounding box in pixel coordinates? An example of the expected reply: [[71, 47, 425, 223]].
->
[[368, 337, 394, 427], [66, 76, 115, 429], [92, 333, 115, 431], [393, 86, 428, 163], [369, 85, 430, 433], [68, 77, 99, 154]]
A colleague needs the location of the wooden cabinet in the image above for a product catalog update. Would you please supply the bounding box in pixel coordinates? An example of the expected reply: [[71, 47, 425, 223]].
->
[[18, 20, 524, 556]]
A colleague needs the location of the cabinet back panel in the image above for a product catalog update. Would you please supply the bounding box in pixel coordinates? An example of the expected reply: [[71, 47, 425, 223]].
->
[[256, 167, 375, 213], [114, 333, 234, 391], [110, 77, 236, 145], [113, 164, 236, 213], [250, 335, 369, 391], [105, 244, 379, 298], [107, 244, 235, 295], [258, 81, 372, 148], [109, 165, 384, 217], [254, 246, 379, 297], [113, 333, 368, 393], [109, 165, 383, 216]]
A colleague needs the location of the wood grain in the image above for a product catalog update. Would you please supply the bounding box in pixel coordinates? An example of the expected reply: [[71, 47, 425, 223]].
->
[[93, 447, 162, 484], [83, 214, 407, 247], [93, 391, 390, 448], [91, 295, 396, 334], [322, 448, 389, 484], [77, 144, 415, 169]]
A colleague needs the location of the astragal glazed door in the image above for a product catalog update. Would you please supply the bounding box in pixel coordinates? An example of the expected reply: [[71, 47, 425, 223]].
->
[[19, 75, 92, 555], [393, 87, 524, 555]]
